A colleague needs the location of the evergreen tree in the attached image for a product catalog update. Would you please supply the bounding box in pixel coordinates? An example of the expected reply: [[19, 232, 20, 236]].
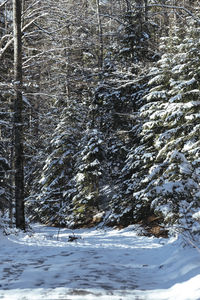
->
[[27, 103, 82, 226], [111, 18, 200, 230], [71, 129, 104, 227]]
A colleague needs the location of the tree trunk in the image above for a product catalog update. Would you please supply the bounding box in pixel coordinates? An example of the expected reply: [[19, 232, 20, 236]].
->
[[96, 0, 103, 71], [144, 0, 148, 22], [13, 0, 25, 230]]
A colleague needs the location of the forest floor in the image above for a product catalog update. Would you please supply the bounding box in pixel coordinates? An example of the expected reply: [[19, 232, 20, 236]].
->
[[0, 224, 200, 300]]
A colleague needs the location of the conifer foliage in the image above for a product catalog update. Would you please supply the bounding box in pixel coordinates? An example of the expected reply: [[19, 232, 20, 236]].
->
[[71, 129, 104, 227], [110, 18, 200, 230], [27, 107, 79, 226], [0, 0, 200, 235]]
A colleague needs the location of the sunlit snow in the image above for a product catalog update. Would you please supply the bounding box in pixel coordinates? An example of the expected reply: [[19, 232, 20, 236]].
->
[[0, 224, 200, 299]]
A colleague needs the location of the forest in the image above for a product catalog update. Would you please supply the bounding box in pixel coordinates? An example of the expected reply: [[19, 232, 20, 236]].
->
[[0, 0, 200, 238], [0, 1, 200, 299]]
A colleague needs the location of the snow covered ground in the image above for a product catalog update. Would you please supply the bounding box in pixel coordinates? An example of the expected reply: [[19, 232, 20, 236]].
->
[[0, 224, 200, 300]]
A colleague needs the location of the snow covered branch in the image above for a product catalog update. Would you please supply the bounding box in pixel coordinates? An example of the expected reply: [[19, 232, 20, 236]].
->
[[135, 4, 200, 25], [0, 14, 47, 60], [0, 0, 9, 9]]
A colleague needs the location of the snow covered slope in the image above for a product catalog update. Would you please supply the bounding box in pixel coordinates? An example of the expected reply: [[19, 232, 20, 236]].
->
[[0, 224, 200, 299]]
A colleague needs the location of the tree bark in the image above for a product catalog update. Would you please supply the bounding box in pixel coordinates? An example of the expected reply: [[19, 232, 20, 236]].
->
[[96, 0, 103, 71], [144, 0, 148, 22], [13, 0, 25, 230]]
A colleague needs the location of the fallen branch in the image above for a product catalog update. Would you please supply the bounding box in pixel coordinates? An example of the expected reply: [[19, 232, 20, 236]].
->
[[68, 234, 80, 242]]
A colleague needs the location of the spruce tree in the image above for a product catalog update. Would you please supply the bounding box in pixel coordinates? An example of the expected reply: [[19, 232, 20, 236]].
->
[[115, 18, 200, 228]]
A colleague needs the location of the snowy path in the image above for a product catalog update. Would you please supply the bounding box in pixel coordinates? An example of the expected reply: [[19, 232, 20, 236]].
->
[[0, 224, 200, 300]]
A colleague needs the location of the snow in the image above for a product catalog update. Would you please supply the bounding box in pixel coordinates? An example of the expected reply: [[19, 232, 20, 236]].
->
[[193, 211, 200, 221], [0, 224, 200, 300], [22, 96, 31, 107], [146, 90, 167, 101], [76, 172, 85, 183]]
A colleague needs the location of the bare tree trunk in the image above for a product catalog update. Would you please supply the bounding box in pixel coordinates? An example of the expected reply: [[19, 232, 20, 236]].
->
[[144, 0, 148, 22], [13, 0, 25, 230], [96, 0, 103, 71]]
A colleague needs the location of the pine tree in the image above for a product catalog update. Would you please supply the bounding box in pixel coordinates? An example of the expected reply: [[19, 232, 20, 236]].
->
[[71, 129, 104, 227], [115, 18, 200, 229], [27, 103, 81, 226]]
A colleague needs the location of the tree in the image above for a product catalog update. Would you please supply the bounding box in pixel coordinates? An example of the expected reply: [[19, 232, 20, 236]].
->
[[0, 157, 10, 214], [1, 0, 198, 234], [142, 18, 200, 228], [111, 16, 200, 230], [71, 129, 104, 227], [13, 0, 25, 230], [27, 105, 80, 226]]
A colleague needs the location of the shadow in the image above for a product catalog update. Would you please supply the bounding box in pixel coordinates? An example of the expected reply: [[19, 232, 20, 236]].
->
[[0, 225, 200, 299]]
